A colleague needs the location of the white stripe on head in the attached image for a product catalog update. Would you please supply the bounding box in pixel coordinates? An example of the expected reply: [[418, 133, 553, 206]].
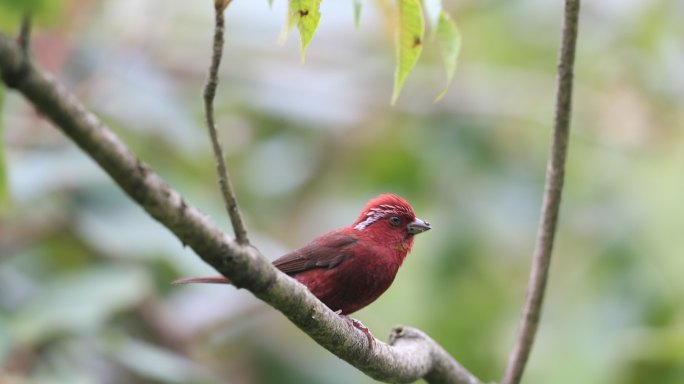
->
[[353, 204, 412, 231]]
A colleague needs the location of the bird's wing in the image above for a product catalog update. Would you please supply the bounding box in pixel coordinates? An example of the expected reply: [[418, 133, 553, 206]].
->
[[273, 231, 357, 275]]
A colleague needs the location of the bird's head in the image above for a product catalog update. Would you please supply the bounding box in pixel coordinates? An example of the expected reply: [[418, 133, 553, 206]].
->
[[352, 194, 431, 240]]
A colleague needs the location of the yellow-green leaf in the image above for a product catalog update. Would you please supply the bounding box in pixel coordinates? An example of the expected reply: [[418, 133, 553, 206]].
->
[[289, 0, 322, 62], [391, 0, 424, 105], [435, 10, 461, 101], [354, 0, 362, 29]]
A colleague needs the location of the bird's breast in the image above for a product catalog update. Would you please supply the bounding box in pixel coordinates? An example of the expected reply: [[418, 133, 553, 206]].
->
[[294, 247, 405, 315]]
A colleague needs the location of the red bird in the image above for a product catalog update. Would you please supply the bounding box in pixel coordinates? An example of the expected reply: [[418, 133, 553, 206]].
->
[[175, 194, 430, 342]]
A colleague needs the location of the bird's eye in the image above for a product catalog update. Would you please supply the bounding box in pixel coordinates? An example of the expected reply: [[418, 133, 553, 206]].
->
[[389, 216, 402, 227]]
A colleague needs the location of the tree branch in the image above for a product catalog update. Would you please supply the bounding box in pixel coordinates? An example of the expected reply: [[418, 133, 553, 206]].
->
[[501, 1, 581, 383], [0, 31, 481, 384], [203, 0, 249, 245]]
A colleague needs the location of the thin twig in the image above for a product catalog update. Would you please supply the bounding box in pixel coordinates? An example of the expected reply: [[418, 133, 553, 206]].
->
[[501, 1, 581, 383], [203, 0, 249, 245]]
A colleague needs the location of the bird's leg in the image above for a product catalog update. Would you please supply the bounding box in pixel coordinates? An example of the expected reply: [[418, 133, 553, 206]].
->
[[335, 310, 375, 350]]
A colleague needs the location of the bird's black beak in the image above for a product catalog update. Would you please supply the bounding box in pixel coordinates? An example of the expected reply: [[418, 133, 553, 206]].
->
[[406, 218, 431, 235]]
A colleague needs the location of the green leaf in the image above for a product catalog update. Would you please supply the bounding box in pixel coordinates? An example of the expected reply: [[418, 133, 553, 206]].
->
[[0, 83, 7, 212], [435, 10, 461, 101], [354, 0, 362, 29], [391, 0, 425, 105], [289, 0, 322, 63]]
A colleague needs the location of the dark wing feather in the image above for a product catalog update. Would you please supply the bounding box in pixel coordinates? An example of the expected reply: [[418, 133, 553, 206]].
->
[[273, 231, 356, 275]]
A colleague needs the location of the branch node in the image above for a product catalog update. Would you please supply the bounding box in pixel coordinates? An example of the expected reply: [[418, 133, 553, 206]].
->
[[389, 325, 421, 345]]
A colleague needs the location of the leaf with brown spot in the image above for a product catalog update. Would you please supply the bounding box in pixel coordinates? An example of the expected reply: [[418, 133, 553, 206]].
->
[[289, 0, 322, 62], [391, 0, 425, 105]]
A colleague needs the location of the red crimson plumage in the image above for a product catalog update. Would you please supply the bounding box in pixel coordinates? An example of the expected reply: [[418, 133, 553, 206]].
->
[[174, 193, 431, 315]]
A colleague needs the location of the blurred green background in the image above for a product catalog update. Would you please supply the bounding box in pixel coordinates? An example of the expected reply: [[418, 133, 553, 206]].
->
[[1, 0, 683, 383]]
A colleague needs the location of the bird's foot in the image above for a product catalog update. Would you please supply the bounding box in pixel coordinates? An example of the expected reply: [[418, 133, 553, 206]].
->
[[335, 310, 375, 350]]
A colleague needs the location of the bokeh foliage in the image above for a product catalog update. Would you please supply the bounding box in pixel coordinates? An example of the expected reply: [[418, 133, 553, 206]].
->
[[1, 1, 683, 383]]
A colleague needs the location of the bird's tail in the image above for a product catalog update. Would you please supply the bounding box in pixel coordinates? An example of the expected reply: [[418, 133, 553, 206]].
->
[[172, 276, 231, 285]]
